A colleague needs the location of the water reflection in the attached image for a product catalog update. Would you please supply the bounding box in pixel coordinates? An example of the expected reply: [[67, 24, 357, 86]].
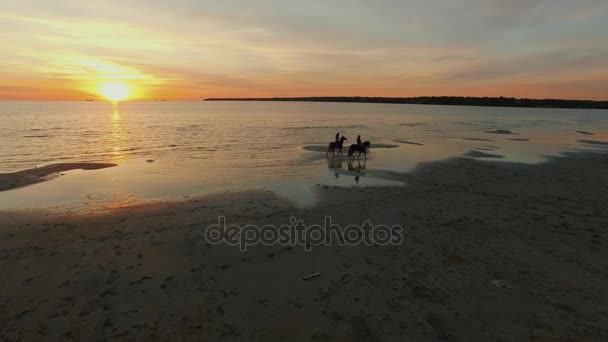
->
[[326, 156, 368, 184], [349, 160, 366, 184], [2, 101, 604, 211], [327, 156, 344, 169], [327, 155, 343, 179], [348, 159, 366, 173], [110, 104, 126, 163], [327, 156, 367, 173]]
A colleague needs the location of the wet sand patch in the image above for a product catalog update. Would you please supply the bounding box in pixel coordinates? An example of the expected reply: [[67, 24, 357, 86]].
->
[[485, 129, 516, 135], [397, 122, 425, 127], [462, 137, 496, 142], [393, 140, 424, 146], [463, 150, 504, 159], [0, 163, 118, 191], [22, 135, 53, 138], [578, 139, 608, 146]]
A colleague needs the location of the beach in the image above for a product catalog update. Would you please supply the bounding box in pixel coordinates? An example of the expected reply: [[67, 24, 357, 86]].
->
[[4, 0, 608, 339], [1, 151, 607, 341]]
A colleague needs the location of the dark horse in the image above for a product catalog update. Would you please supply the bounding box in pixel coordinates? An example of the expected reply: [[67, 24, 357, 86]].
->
[[348, 141, 371, 160], [326, 136, 348, 156]]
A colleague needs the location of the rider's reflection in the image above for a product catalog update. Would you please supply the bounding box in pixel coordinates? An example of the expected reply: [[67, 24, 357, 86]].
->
[[347, 159, 366, 172], [327, 158, 367, 183]]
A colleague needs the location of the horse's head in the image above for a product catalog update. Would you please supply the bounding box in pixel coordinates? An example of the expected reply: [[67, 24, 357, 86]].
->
[[363, 141, 370, 148], [341, 136, 348, 141]]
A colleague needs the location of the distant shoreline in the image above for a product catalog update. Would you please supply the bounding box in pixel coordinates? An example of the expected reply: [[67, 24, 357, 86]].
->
[[205, 96, 608, 109]]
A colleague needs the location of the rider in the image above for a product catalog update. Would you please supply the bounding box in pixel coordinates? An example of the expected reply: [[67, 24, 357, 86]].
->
[[335, 132, 340, 143], [357, 135, 362, 146]]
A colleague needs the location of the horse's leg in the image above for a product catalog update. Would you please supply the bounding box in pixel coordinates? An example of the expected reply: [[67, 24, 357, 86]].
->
[[326, 144, 332, 156]]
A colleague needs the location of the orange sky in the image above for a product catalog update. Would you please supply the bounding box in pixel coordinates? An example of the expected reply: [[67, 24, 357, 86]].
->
[[1, 1, 607, 101]]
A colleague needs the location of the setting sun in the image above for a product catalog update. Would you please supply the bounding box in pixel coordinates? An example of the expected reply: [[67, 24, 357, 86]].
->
[[99, 82, 130, 102]]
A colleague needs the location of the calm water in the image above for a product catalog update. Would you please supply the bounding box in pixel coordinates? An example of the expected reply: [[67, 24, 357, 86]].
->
[[1, 101, 607, 210]]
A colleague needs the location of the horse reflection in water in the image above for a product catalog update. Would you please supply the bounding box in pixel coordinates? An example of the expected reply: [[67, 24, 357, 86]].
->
[[348, 160, 366, 184], [326, 157, 366, 183], [326, 156, 344, 179], [348, 159, 366, 172]]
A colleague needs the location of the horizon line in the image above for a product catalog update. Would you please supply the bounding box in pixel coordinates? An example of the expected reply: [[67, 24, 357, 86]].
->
[[1, 95, 607, 102], [204, 95, 608, 102]]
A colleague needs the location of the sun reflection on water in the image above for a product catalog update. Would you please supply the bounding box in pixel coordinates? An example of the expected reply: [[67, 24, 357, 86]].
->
[[110, 104, 126, 163]]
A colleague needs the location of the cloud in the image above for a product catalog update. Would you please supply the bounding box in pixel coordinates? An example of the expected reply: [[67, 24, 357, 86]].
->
[[0, 0, 607, 99]]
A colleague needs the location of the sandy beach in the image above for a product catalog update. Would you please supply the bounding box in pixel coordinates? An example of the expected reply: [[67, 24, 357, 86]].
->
[[1, 151, 607, 341], [3, 0, 608, 339]]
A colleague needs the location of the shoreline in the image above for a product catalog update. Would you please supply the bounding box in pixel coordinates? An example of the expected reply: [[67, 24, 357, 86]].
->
[[1, 151, 607, 340], [204, 96, 608, 110], [0, 162, 117, 192]]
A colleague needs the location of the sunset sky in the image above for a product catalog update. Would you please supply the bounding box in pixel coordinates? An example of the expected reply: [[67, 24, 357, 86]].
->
[[1, 0, 607, 100]]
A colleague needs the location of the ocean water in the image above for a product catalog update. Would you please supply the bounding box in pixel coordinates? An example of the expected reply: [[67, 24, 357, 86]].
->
[[1, 101, 607, 210]]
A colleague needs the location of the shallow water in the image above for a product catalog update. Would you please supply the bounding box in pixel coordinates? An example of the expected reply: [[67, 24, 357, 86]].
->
[[1, 101, 607, 210]]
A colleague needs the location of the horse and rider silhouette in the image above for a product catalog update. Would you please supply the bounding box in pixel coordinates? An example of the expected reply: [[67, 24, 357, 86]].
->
[[326, 133, 347, 156], [327, 132, 370, 159]]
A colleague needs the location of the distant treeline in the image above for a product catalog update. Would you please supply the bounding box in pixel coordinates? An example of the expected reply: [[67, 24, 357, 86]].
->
[[205, 96, 608, 109]]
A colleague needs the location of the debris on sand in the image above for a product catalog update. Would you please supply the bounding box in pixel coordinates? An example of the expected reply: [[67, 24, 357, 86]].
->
[[302, 272, 320, 281]]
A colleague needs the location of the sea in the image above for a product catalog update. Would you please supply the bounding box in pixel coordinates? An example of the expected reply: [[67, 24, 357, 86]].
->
[[1, 100, 607, 210]]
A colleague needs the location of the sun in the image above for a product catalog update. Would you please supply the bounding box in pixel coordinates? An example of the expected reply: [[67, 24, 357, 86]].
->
[[99, 82, 130, 102]]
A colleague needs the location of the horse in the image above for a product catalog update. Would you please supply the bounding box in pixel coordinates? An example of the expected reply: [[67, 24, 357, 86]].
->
[[348, 141, 371, 160], [326, 136, 348, 156]]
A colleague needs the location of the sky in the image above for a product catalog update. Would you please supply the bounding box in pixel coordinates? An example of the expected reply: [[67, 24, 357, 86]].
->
[[1, 0, 607, 100]]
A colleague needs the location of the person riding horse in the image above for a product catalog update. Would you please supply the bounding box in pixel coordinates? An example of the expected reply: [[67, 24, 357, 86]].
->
[[348, 140, 371, 160], [357, 135, 362, 146], [327, 135, 348, 156]]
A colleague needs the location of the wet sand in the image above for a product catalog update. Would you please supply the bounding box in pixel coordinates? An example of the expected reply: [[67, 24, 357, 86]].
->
[[0, 163, 117, 191], [1, 152, 607, 340]]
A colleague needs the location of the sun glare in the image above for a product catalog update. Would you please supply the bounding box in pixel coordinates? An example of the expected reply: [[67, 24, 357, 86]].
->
[[99, 82, 130, 102]]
